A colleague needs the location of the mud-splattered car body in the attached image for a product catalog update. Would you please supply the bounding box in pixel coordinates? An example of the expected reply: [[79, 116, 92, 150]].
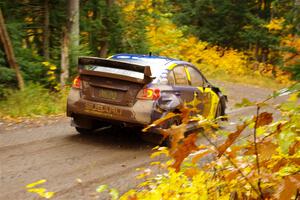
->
[[67, 54, 227, 134]]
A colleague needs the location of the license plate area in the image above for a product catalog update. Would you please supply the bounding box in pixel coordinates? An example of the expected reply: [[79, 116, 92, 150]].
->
[[80, 75, 143, 106], [92, 87, 125, 103], [99, 88, 118, 100]]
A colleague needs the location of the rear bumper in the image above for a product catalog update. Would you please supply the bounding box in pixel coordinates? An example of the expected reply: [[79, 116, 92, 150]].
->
[[67, 88, 154, 126]]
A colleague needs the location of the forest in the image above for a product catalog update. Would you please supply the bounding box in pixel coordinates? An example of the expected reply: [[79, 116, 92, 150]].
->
[[0, 1, 300, 199], [0, 0, 299, 95]]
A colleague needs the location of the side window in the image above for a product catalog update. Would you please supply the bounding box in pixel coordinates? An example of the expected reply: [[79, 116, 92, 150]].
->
[[173, 66, 189, 85], [187, 67, 205, 87], [167, 71, 175, 85]]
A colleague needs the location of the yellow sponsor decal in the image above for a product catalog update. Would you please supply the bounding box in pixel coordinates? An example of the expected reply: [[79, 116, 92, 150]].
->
[[185, 87, 220, 119], [201, 88, 219, 119], [184, 67, 191, 82], [167, 63, 177, 70]]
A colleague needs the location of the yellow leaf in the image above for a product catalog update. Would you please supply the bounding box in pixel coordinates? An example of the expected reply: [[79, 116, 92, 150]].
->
[[43, 192, 55, 199], [42, 61, 50, 66], [142, 112, 180, 132], [27, 188, 46, 193], [49, 65, 57, 70], [26, 179, 46, 188], [150, 149, 169, 158], [288, 93, 299, 102], [265, 17, 285, 31], [96, 185, 108, 193]]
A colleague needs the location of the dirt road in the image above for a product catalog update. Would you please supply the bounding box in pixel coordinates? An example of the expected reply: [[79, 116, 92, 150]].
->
[[0, 81, 285, 200]]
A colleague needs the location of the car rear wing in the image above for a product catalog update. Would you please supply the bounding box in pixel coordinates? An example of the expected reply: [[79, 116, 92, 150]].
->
[[78, 56, 153, 84]]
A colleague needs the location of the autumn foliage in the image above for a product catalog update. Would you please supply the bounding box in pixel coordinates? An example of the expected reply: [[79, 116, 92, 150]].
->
[[146, 16, 293, 86], [115, 0, 296, 87], [121, 84, 300, 200]]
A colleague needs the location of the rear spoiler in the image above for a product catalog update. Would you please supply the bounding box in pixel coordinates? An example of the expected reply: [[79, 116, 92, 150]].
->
[[78, 56, 153, 84]]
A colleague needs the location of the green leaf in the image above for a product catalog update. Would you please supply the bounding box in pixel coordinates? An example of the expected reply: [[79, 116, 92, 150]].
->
[[277, 165, 300, 177], [235, 98, 255, 108], [278, 130, 296, 154]]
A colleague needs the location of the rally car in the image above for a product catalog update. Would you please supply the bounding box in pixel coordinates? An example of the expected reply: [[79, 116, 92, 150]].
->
[[67, 54, 227, 140]]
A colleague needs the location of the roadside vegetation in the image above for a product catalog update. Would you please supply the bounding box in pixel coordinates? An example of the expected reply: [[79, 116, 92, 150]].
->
[[25, 83, 300, 200], [3, 1, 297, 198], [0, 83, 67, 118], [1, 0, 299, 118], [109, 84, 300, 200]]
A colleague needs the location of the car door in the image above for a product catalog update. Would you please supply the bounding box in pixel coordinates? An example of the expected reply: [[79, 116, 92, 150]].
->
[[185, 66, 219, 118], [168, 65, 198, 110]]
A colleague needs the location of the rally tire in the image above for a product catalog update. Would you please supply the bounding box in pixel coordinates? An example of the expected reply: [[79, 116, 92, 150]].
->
[[75, 127, 94, 135], [215, 102, 222, 118]]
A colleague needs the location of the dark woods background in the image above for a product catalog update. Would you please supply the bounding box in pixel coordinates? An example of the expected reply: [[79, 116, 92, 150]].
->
[[0, 0, 299, 96]]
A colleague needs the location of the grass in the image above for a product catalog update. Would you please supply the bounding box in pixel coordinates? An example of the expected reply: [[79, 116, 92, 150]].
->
[[0, 83, 68, 118]]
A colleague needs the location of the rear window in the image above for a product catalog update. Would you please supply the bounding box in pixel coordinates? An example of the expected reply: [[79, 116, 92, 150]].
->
[[85, 65, 144, 79]]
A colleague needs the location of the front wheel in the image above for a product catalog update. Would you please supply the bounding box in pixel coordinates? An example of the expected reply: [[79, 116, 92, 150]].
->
[[215, 102, 222, 118], [215, 99, 227, 120]]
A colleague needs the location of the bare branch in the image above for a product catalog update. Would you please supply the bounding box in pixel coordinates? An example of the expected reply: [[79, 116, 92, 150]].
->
[[199, 129, 261, 196], [253, 105, 264, 199]]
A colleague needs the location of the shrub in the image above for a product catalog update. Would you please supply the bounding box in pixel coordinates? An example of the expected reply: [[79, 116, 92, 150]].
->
[[0, 83, 67, 118], [120, 84, 300, 200]]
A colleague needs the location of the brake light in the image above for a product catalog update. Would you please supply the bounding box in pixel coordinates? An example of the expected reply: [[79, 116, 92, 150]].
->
[[72, 76, 81, 89], [137, 88, 160, 100]]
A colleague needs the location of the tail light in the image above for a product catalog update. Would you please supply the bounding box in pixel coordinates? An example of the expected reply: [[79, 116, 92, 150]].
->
[[137, 88, 160, 100], [72, 76, 81, 89]]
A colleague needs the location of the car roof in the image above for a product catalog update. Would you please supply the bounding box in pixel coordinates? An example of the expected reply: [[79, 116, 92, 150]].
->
[[110, 54, 197, 83], [109, 53, 212, 86], [110, 53, 191, 71]]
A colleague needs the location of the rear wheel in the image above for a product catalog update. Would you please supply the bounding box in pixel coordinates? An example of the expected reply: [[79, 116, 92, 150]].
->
[[141, 112, 181, 146], [161, 114, 182, 147], [72, 115, 112, 134], [75, 127, 94, 135], [140, 131, 165, 145]]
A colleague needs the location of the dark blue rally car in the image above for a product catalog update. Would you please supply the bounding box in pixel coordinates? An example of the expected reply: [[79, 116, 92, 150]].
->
[[67, 54, 227, 139]]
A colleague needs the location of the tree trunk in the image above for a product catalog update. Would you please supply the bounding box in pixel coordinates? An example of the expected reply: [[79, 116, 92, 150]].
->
[[60, 0, 79, 88], [99, 41, 109, 58], [98, 0, 114, 58], [261, 48, 269, 64], [67, 0, 80, 65], [43, 0, 50, 60], [0, 8, 24, 90], [255, 43, 260, 62], [257, 0, 271, 63], [60, 29, 69, 89]]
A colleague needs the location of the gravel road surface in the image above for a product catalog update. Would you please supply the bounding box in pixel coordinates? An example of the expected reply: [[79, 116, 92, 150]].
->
[[0, 81, 287, 200]]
